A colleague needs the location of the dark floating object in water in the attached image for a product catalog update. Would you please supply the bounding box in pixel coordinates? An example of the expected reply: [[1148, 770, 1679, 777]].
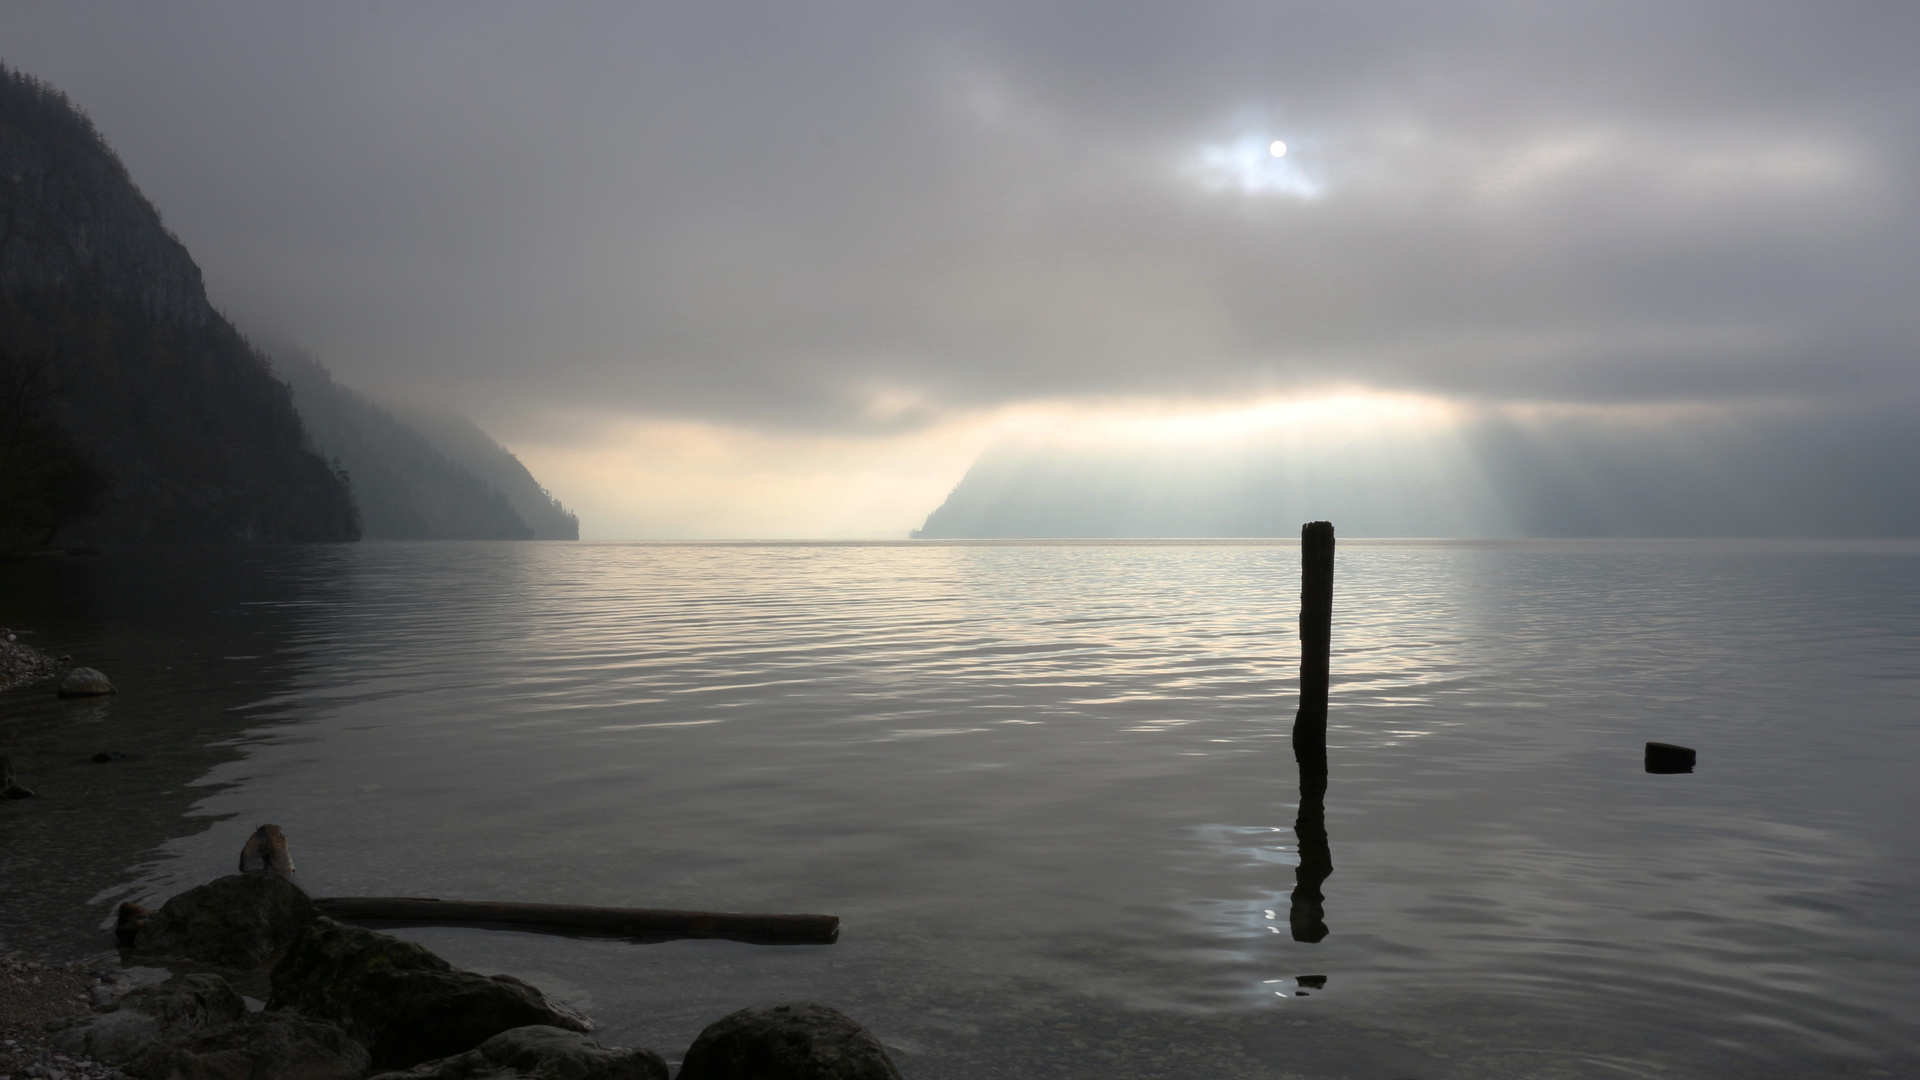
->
[[313, 896, 841, 946], [1645, 742, 1697, 773], [1296, 975, 1327, 989]]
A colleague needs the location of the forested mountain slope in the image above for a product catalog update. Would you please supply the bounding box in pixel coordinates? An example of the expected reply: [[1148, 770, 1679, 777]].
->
[[0, 64, 356, 546], [392, 408, 578, 540], [274, 348, 575, 540]]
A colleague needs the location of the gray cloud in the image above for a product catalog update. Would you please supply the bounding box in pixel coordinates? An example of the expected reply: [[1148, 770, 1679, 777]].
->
[[2, 1, 1915, 434]]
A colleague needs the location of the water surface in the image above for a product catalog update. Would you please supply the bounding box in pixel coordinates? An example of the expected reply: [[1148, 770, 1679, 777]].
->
[[3, 540, 1917, 1079]]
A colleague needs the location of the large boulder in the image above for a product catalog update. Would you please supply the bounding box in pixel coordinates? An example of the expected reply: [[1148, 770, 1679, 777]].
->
[[58, 666, 116, 696], [366, 1025, 666, 1080], [129, 1011, 370, 1080], [47, 973, 248, 1064], [268, 917, 591, 1070], [677, 1003, 901, 1080], [128, 873, 318, 970]]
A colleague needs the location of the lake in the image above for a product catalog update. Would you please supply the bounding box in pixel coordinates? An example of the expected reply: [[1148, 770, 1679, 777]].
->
[[3, 540, 1917, 1079]]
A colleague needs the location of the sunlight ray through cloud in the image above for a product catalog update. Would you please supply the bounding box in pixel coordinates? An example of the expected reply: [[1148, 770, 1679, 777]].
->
[[1082, 393, 1453, 446], [506, 391, 1480, 538], [913, 390, 1511, 538]]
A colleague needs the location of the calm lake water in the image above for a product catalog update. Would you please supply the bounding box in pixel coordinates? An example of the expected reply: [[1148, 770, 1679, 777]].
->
[[3, 540, 1918, 1079]]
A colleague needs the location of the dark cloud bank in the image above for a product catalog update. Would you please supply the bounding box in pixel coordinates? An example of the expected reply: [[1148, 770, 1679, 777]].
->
[[2, 1, 1915, 535]]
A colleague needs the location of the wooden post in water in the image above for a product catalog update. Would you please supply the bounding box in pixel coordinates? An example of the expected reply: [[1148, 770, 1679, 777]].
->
[[1293, 521, 1334, 757], [1289, 520, 1335, 941]]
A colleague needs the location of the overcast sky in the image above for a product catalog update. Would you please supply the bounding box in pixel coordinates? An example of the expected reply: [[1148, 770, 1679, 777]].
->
[[4, 2, 1916, 536]]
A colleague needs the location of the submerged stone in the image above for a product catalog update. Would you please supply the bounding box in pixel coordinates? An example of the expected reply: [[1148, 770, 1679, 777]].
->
[[677, 1003, 901, 1080], [57, 666, 116, 696], [130, 872, 318, 970], [268, 917, 591, 1070], [367, 1024, 667, 1080]]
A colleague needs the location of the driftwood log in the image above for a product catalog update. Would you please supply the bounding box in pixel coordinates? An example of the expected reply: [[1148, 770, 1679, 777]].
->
[[216, 826, 838, 946], [313, 897, 840, 946]]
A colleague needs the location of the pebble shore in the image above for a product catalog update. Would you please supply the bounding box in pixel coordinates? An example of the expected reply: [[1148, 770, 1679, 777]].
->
[[0, 957, 130, 1080], [3, 626, 107, 1080], [0, 630, 63, 694]]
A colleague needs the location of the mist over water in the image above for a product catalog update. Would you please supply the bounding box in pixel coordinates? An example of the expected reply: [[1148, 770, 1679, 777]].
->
[[914, 401, 1920, 539], [4, 541, 1918, 1078]]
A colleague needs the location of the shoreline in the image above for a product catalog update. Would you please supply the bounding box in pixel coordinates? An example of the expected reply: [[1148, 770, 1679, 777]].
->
[[0, 630, 64, 695], [1, 628, 106, 1079], [0, 953, 126, 1080]]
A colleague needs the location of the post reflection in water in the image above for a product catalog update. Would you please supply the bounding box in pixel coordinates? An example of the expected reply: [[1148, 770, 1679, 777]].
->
[[1288, 743, 1332, 943]]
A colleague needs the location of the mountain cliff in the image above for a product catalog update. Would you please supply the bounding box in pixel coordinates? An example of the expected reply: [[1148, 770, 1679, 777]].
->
[[274, 348, 577, 540], [0, 64, 357, 546], [390, 408, 578, 540]]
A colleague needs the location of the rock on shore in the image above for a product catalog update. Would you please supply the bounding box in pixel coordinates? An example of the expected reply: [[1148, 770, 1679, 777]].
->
[[133, 1010, 370, 1080], [268, 917, 592, 1071], [367, 1024, 667, 1080], [678, 1003, 903, 1080], [11, 828, 895, 1080], [44, 967, 367, 1080], [47, 973, 246, 1064], [122, 874, 316, 971]]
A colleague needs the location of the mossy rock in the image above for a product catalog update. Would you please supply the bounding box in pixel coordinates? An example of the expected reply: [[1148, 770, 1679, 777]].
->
[[678, 1003, 901, 1080], [57, 666, 115, 696], [130, 1011, 370, 1080], [47, 973, 248, 1064], [268, 917, 590, 1070], [130, 873, 317, 971], [367, 1024, 666, 1080]]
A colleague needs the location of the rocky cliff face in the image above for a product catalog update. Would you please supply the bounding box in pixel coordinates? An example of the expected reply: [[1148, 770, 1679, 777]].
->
[[0, 74, 207, 330], [0, 65, 356, 543]]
